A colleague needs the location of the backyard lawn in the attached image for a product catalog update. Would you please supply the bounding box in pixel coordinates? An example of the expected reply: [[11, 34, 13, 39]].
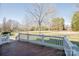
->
[[20, 31, 79, 41]]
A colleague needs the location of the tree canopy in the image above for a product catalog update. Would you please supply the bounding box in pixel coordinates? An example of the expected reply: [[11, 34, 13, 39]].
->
[[71, 11, 79, 31], [51, 17, 64, 30]]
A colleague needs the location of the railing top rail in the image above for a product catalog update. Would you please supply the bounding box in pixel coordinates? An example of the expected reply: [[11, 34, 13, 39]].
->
[[19, 33, 64, 39]]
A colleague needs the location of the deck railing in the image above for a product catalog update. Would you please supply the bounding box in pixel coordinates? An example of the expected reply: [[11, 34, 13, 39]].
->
[[16, 33, 65, 50], [0, 34, 10, 45], [16, 33, 79, 56], [0, 33, 79, 56]]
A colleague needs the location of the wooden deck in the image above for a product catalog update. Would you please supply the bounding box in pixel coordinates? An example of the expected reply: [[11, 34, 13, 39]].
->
[[0, 41, 65, 56]]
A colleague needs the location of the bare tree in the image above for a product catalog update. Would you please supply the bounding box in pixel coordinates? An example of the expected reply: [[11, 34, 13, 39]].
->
[[7, 19, 19, 32], [26, 4, 56, 34], [23, 16, 30, 33], [2, 17, 7, 32]]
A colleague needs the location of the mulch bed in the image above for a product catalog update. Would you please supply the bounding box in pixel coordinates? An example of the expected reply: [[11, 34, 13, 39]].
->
[[0, 41, 65, 56]]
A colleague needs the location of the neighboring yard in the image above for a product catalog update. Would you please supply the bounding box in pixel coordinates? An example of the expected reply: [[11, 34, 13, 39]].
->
[[25, 31, 79, 41]]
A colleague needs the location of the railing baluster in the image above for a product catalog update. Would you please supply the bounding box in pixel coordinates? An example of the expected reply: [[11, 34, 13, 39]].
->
[[57, 38, 60, 45], [57, 39, 58, 45], [58, 39, 59, 45], [55, 39, 58, 45], [18, 33, 20, 40], [27, 34, 29, 41]]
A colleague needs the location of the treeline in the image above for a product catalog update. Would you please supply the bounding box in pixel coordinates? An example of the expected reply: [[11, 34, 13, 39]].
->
[[0, 17, 19, 32], [0, 17, 65, 32], [0, 11, 79, 32], [50, 17, 65, 30]]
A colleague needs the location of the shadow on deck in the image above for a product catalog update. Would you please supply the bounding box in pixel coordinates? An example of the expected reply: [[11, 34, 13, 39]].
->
[[0, 40, 65, 56]]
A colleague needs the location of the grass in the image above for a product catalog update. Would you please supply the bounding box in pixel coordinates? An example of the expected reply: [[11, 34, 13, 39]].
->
[[28, 31, 79, 40]]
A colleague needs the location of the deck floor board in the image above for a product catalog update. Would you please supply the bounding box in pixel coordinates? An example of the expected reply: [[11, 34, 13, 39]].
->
[[0, 41, 65, 56]]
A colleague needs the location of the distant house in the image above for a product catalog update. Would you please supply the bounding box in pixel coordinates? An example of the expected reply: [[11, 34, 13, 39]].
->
[[65, 25, 72, 31]]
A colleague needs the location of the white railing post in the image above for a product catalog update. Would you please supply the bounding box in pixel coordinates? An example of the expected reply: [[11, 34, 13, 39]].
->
[[17, 33, 20, 41], [7, 34, 10, 42], [63, 35, 73, 56], [41, 34, 44, 44], [16, 33, 18, 40], [27, 34, 29, 41]]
